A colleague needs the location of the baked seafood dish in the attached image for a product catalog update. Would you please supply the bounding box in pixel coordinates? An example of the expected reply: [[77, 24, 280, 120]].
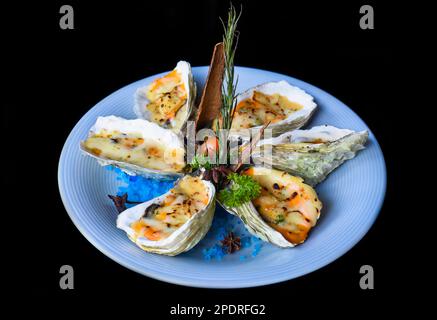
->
[[230, 81, 317, 137], [253, 125, 368, 185], [78, 4, 369, 257], [222, 166, 322, 247], [81, 115, 185, 179], [116, 175, 216, 256], [134, 61, 196, 133]]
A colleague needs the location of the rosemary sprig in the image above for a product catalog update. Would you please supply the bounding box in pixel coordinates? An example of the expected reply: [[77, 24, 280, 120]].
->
[[219, 4, 241, 132]]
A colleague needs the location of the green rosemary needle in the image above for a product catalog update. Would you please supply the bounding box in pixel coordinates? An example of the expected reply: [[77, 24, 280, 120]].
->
[[220, 4, 241, 132]]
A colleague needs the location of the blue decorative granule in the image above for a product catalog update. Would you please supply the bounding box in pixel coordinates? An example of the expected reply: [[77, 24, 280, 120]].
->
[[252, 245, 263, 257], [241, 236, 252, 248], [107, 166, 175, 206], [201, 209, 264, 261], [202, 244, 226, 261], [251, 238, 263, 257]]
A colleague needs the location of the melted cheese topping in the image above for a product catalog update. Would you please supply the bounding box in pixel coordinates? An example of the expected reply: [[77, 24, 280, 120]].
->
[[131, 176, 209, 241], [232, 91, 303, 130], [145, 70, 187, 126], [83, 130, 185, 172], [244, 167, 322, 245]]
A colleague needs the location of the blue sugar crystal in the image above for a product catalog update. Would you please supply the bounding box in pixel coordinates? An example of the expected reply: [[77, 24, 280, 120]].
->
[[108, 166, 175, 205], [241, 236, 252, 248], [215, 227, 227, 241], [251, 242, 263, 257], [202, 244, 226, 261], [202, 248, 213, 261], [201, 211, 265, 261]]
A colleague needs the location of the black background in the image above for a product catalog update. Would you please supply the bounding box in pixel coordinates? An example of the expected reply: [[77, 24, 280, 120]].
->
[[4, 0, 408, 312]]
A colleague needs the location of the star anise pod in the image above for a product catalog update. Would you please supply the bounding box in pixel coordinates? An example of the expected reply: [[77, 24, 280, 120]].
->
[[221, 232, 241, 254], [107, 193, 141, 213], [108, 194, 128, 213]]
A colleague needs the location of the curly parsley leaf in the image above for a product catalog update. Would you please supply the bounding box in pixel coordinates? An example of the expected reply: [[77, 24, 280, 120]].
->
[[219, 173, 261, 207]]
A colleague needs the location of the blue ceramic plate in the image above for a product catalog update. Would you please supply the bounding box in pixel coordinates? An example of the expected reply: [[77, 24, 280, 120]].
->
[[58, 67, 386, 288]]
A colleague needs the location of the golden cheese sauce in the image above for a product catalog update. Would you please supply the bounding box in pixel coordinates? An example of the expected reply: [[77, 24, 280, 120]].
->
[[244, 167, 322, 245], [131, 176, 209, 241], [232, 91, 303, 130], [145, 70, 187, 126], [83, 130, 185, 172]]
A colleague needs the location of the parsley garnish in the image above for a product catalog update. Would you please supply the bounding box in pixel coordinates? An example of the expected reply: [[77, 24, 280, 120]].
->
[[219, 173, 261, 207]]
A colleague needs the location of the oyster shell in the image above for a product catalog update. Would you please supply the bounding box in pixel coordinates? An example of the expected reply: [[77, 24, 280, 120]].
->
[[253, 125, 368, 185], [80, 115, 185, 180], [117, 175, 216, 256], [134, 61, 196, 133], [230, 81, 317, 138], [222, 166, 322, 247]]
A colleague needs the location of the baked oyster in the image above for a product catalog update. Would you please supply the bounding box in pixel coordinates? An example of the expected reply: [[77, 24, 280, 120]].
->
[[230, 81, 317, 138], [81, 115, 185, 180], [253, 125, 368, 185], [134, 61, 196, 133], [117, 175, 216, 256], [222, 166, 322, 247]]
